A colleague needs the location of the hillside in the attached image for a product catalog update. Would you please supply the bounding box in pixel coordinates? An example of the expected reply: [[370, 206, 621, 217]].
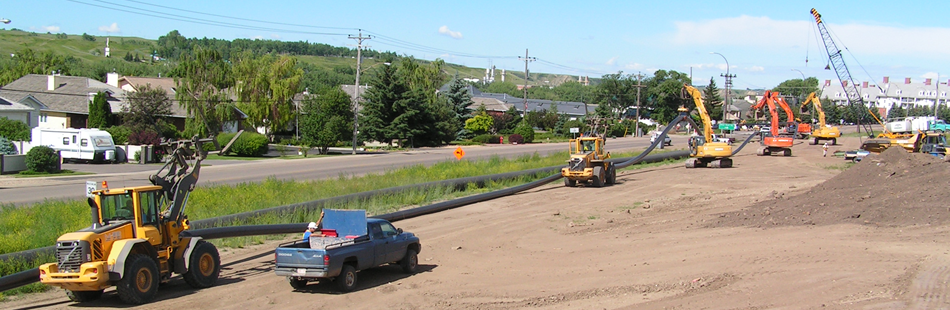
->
[[0, 29, 581, 87]]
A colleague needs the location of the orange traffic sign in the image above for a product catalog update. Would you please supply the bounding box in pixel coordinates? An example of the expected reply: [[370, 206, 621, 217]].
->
[[453, 147, 465, 160]]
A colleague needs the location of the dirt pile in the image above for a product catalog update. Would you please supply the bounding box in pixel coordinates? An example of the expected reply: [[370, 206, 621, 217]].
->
[[711, 147, 950, 228]]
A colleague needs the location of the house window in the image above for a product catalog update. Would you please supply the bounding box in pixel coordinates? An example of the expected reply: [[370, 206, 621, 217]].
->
[[863, 94, 869, 99], [942, 92, 947, 97], [896, 89, 902, 95], [919, 91, 924, 96], [62, 137, 69, 145], [80, 139, 88, 147], [40, 113, 48, 122]]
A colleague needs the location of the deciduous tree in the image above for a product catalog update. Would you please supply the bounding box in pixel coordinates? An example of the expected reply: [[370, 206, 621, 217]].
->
[[124, 84, 172, 137], [299, 87, 352, 154]]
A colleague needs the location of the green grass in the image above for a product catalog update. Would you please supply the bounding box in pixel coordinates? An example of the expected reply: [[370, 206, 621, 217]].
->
[[14, 170, 93, 178]]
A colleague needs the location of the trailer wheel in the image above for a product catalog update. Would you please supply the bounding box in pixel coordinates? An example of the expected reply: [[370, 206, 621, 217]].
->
[[183, 241, 220, 289], [400, 249, 418, 274], [288, 277, 308, 290], [66, 289, 103, 302], [116, 254, 159, 304], [335, 264, 358, 292]]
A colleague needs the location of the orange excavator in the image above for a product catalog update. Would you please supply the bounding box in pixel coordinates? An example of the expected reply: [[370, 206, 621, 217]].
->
[[751, 91, 795, 156]]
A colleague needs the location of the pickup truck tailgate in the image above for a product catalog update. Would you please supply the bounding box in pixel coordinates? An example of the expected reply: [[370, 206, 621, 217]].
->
[[276, 247, 326, 267]]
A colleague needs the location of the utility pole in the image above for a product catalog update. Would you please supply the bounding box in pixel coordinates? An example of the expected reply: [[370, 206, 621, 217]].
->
[[519, 49, 536, 117], [934, 73, 941, 119], [348, 30, 371, 155], [633, 72, 646, 137]]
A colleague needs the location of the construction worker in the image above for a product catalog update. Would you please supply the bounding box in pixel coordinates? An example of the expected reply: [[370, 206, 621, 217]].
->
[[303, 211, 326, 241], [822, 142, 829, 157]]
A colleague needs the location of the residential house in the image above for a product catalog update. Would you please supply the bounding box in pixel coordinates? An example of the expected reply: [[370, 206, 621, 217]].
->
[[0, 73, 126, 129], [819, 77, 950, 118], [438, 85, 595, 118], [0, 95, 40, 127], [110, 73, 188, 130]]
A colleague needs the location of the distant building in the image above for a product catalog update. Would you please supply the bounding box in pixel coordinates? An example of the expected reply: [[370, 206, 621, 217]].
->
[[0, 73, 127, 129], [438, 84, 594, 117], [820, 77, 949, 117]]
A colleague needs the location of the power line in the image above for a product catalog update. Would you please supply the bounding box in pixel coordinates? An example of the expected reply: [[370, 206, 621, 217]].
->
[[120, 0, 357, 31]]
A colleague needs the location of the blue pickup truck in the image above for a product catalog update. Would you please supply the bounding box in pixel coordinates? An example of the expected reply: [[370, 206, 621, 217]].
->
[[274, 210, 422, 292]]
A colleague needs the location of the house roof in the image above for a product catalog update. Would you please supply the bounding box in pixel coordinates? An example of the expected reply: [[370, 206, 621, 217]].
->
[[443, 85, 594, 116], [117, 76, 188, 117], [0, 95, 34, 111], [0, 74, 126, 115]]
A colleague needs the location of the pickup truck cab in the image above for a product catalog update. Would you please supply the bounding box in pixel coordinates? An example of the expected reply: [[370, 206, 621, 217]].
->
[[274, 211, 421, 292]]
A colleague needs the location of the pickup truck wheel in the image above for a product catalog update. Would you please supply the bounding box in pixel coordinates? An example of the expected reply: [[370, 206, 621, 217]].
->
[[66, 290, 103, 302], [116, 254, 160, 304], [400, 249, 419, 273], [183, 241, 220, 289], [335, 264, 358, 292], [288, 277, 308, 290]]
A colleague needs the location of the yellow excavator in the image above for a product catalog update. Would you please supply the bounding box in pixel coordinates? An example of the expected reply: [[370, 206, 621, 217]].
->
[[39, 137, 221, 305], [799, 92, 841, 145], [682, 84, 733, 168]]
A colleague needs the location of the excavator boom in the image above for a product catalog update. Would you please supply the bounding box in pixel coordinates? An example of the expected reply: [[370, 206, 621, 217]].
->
[[682, 84, 714, 142]]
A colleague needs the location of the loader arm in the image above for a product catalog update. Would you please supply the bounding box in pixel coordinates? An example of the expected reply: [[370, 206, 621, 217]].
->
[[149, 136, 212, 223]]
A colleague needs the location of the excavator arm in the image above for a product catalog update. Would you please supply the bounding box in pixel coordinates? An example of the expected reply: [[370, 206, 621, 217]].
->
[[149, 136, 214, 223], [801, 92, 826, 127], [772, 92, 798, 133], [751, 90, 781, 137], [682, 84, 714, 142]]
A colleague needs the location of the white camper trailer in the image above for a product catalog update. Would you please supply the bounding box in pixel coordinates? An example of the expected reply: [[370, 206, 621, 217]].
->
[[31, 128, 116, 163]]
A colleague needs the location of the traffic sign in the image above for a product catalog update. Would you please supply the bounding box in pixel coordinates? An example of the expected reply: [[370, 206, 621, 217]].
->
[[569, 127, 579, 133], [454, 147, 465, 160], [718, 123, 736, 131], [86, 181, 97, 198]]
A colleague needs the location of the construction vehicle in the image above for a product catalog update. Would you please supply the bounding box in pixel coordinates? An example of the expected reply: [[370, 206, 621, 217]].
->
[[38, 136, 220, 304], [860, 132, 947, 157], [751, 91, 795, 156], [561, 118, 616, 187], [682, 84, 733, 168], [811, 8, 876, 136], [799, 92, 841, 145]]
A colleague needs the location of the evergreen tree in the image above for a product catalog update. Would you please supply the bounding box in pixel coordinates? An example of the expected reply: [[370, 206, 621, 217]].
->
[[87, 92, 113, 128], [703, 77, 724, 121], [360, 58, 405, 146], [445, 77, 474, 131]]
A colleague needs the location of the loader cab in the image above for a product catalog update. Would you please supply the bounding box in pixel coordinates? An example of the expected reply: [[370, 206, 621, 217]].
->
[[571, 138, 604, 157], [94, 185, 166, 246]]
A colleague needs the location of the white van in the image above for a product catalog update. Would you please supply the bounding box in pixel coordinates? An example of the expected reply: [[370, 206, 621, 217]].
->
[[31, 128, 116, 163]]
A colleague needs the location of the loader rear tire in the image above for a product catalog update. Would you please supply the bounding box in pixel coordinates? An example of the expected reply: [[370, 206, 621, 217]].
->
[[66, 290, 103, 302], [116, 254, 159, 305], [564, 178, 576, 187], [591, 166, 605, 187], [183, 241, 220, 289]]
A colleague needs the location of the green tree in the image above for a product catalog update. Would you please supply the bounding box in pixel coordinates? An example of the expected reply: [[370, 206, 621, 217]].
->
[[464, 105, 494, 135], [593, 72, 636, 119], [645, 70, 692, 124], [360, 57, 405, 146], [87, 92, 113, 128], [0, 117, 30, 141], [703, 77, 724, 121], [124, 84, 173, 138], [444, 77, 474, 132], [299, 87, 352, 154], [772, 77, 819, 102], [174, 47, 235, 137], [553, 81, 592, 102], [0, 48, 78, 85], [233, 52, 303, 138], [481, 81, 521, 97]]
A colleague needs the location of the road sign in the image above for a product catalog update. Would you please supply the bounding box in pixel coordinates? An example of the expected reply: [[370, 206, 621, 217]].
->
[[454, 147, 465, 160], [569, 127, 579, 133], [85, 181, 97, 198], [718, 123, 736, 131]]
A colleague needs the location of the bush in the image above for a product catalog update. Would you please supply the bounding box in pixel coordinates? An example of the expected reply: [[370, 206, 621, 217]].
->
[[472, 134, 501, 144], [216, 132, 237, 148], [514, 122, 535, 143], [0, 117, 30, 141], [104, 126, 131, 145], [25, 146, 59, 173], [129, 130, 160, 145], [508, 134, 524, 145], [229, 132, 269, 157], [0, 137, 17, 155]]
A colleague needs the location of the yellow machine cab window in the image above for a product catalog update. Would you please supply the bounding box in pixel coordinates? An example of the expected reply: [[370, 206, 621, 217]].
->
[[99, 192, 135, 222]]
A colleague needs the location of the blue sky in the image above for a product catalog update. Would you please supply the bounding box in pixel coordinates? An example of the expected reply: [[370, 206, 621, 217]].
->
[[5, 0, 950, 89]]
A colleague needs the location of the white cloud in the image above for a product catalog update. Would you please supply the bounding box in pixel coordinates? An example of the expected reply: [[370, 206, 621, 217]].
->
[[270, 34, 281, 39], [670, 15, 950, 58], [41, 25, 60, 33], [606, 56, 618, 66], [438, 26, 463, 39], [748, 66, 765, 72], [624, 63, 644, 70], [921, 72, 940, 79], [251, 35, 264, 40], [98, 23, 120, 33]]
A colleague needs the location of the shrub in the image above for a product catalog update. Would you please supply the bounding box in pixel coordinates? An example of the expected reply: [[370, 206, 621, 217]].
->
[[514, 122, 535, 143], [104, 126, 131, 145], [129, 130, 160, 145], [25, 146, 59, 173], [229, 132, 269, 157], [216, 132, 237, 148], [472, 134, 501, 144], [508, 134, 524, 145], [0, 117, 30, 141], [0, 137, 17, 155]]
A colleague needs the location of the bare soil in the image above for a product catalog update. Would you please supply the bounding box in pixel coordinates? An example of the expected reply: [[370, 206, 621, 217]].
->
[[6, 136, 950, 309]]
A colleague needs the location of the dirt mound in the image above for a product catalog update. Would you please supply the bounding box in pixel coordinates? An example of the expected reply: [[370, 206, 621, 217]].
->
[[710, 147, 950, 228]]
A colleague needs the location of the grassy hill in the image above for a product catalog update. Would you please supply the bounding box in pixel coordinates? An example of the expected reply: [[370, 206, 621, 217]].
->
[[0, 29, 584, 87]]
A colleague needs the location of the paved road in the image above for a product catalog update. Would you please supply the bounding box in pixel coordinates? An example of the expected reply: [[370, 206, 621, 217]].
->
[[0, 135, 689, 205]]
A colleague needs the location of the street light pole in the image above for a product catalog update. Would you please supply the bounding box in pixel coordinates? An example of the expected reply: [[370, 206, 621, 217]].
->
[[710, 52, 734, 126]]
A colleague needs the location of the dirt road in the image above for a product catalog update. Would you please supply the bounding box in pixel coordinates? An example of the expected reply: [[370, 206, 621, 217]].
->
[[7, 137, 950, 309]]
